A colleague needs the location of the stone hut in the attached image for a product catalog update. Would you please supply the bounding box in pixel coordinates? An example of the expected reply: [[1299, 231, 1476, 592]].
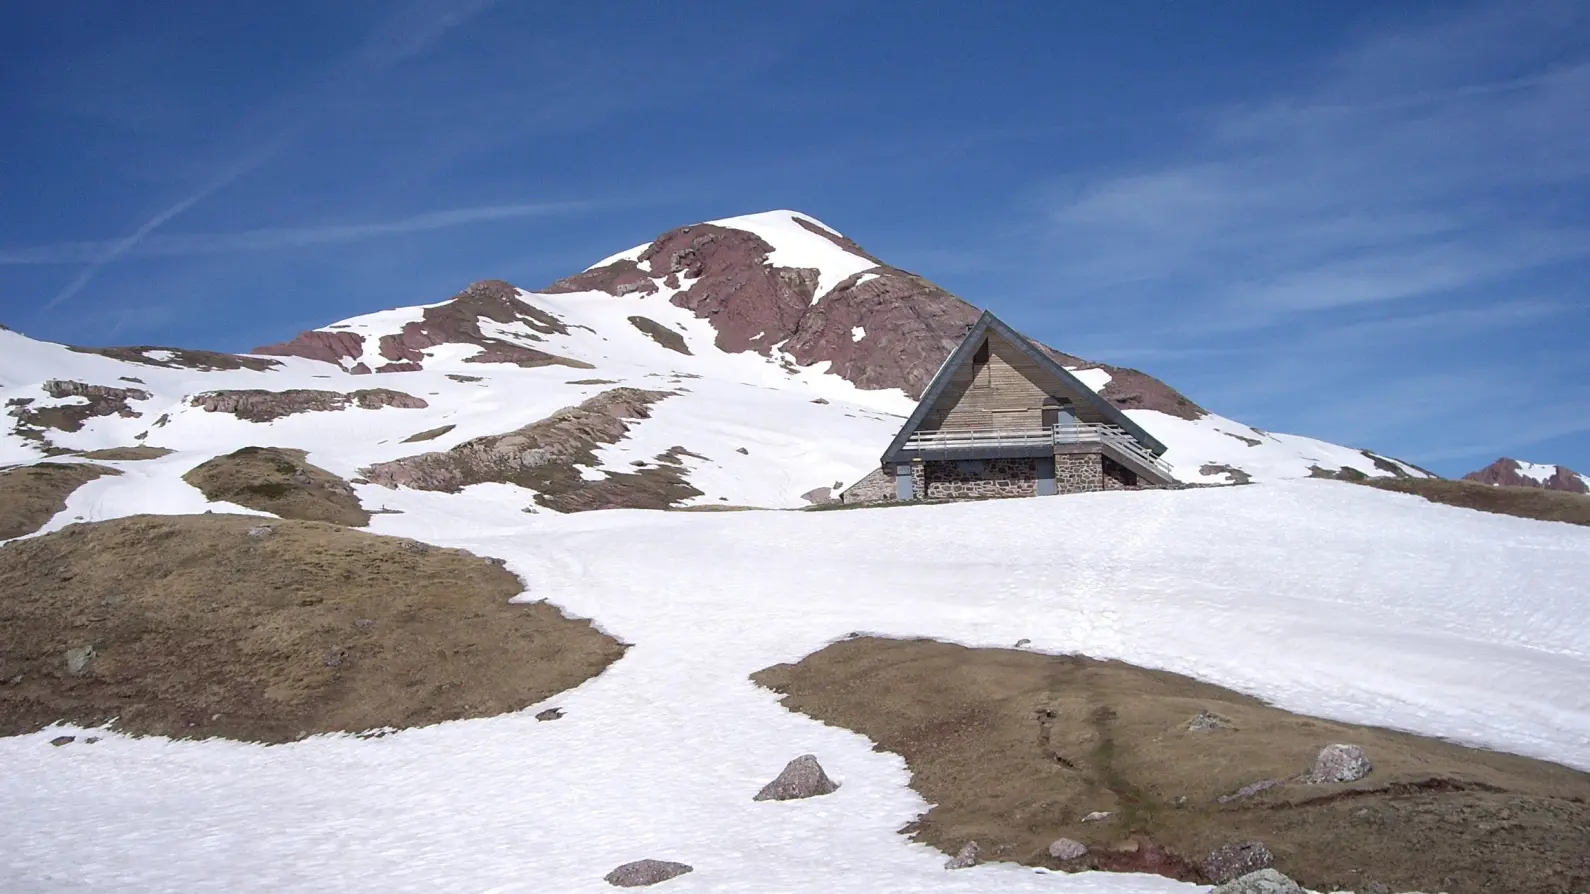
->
[[841, 311, 1177, 503]]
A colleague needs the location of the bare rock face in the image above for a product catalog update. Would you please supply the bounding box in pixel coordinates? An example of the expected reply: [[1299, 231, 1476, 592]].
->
[[255, 280, 590, 373], [361, 388, 701, 512], [944, 840, 981, 870], [1202, 841, 1275, 884], [8, 381, 153, 448], [603, 859, 692, 888], [252, 330, 365, 366], [1047, 838, 1088, 860], [1307, 743, 1372, 783], [189, 388, 427, 422], [753, 754, 839, 801], [1464, 457, 1590, 494], [556, 218, 1206, 416], [1212, 868, 1304, 894]]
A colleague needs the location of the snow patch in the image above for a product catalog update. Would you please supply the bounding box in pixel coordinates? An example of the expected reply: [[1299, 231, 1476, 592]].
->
[[851, 326, 866, 342]]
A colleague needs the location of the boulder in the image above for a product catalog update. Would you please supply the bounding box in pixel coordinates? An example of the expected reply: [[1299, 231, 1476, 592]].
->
[[1202, 840, 1274, 883], [753, 754, 838, 801], [1188, 709, 1228, 731], [603, 859, 692, 887], [1047, 837, 1088, 860], [64, 645, 95, 675], [1309, 743, 1372, 783], [944, 840, 980, 869], [1211, 868, 1303, 894]]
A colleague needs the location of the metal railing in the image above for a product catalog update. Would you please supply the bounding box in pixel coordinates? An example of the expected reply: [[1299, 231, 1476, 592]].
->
[[903, 422, 1174, 477]]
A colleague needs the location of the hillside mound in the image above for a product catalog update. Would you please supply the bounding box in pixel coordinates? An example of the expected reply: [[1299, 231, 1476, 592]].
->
[[189, 388, 428, 422], [0, 514, 625, 742], [0, 462, 120, 540], [753, 637, 1590, 894], [76, 446, 174, 461], [1464, 458, 1589, 494], [184, 446, 370, 526], [1361, 477, 1590, 527]]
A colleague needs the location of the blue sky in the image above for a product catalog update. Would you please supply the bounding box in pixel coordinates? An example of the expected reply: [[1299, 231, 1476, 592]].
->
[[2, 1, 1586, 476]]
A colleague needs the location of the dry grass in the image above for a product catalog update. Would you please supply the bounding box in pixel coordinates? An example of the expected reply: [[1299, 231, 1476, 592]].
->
[[0, 514, 626, 742], [184, 446, 370, 526], [401, 424, 456, 443], [754, 637, 1590, 894], [0, 462, 120, 540], [1359, 477, 1590, 527], [76, 446, 174, 461]]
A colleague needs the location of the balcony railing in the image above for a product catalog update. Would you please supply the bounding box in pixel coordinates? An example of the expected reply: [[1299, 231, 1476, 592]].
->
[[902, 422, 1174, 478]]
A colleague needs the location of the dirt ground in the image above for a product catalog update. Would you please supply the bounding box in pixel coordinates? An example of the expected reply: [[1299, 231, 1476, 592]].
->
[[184, 446, 371, 526], [0, 462, 120, 540], [753, 637, 1590, 894], [1360, 477, 1590, 527], [0, 514, 626, 742], [75, 446, 174, 461]]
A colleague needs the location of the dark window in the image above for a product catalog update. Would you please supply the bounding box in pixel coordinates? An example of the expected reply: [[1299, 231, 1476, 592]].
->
[[972, 340, 989, 364]]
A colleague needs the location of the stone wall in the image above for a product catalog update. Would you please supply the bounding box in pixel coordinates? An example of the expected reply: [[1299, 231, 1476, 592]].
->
[[1102, 455, 1140, 490], [1054, 452, 1103, 493], [922, 458, 1038, 500], [838, 466, 895, 504]]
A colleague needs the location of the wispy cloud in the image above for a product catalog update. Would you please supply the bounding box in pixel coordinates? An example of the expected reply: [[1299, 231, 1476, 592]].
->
[[39, 0, 501, 312], [5, 201, 591, 265]]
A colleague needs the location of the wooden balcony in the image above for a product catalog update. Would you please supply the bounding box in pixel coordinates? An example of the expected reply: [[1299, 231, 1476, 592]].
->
[[900, 423, 1176, 482]]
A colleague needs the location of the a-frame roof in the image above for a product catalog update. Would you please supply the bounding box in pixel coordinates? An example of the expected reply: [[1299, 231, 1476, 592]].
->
[[880, 311, 1167, 464]]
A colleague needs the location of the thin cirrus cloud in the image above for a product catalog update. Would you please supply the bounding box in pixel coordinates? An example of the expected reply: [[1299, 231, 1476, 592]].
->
[[3, 201, 592, 266]]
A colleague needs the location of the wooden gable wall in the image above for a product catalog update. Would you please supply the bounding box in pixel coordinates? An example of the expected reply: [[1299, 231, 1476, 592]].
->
[[919, 333, 1108, 432]]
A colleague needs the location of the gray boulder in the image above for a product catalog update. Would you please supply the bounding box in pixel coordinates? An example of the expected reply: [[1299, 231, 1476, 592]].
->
[[1188, 710, 1229, 731], [1203, 840, 1275, 883], [1309, 743, 1372, 783], [1212, 868, 1303, 894], [1047, 837, 1088, 860], [944, 840, 980, 869], [64, 645, 96, 675], [753, 754, 838, 801], [603, 859, 692, 887]]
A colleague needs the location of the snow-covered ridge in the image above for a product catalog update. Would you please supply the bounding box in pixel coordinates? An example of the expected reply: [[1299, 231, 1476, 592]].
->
[[704, 210, 878, 302]]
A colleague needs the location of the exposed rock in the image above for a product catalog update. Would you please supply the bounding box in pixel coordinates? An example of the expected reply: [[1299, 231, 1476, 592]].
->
[[1464, 457, 1590, 494], [1211, 868, 1303, 894], [753, 754, 839, 801], [183, 446, 369, 526], [627, 316, 691, 355], [76, 446, 174, 461], [544, 259, 660, 297], [246, 524, 274, 538], [1308, 743, 1372, 783], [65, 345, 280, 372], [8, 381, 152, 444], [1047, 837, 1088, 860], [362, 389, 702, 512], [1217, 779, 1283, 803], [64, 645, 95, 675], [1188, 709, 1229, 731], [1202, 841, 1275, 883], [800, 486, 833, 505], [603, 859, 692, 887], [944, 841, 980, 869], [50, 735, 75, 747], [1200, 464, 1254, 486], [401, 424, 456, 443], [446, 374, 483, 383], [189, 388, 428, 422], [1081, 810, 1112, 823], [535, 707, 563, 721], [250, 330, 365, 367]]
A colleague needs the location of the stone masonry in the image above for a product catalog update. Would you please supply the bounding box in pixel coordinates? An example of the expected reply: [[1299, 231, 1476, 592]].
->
[[838, 466, 895, 504], [1102, 455, 1139, 490], [923, 458, 1038, 499], [1054, 452, 1104, 493]]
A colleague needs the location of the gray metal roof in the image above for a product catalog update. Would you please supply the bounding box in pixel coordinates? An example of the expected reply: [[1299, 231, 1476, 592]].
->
[[880, 311, 1167, 464]]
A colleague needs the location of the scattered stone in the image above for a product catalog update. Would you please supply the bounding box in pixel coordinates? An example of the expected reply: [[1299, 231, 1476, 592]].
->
[[486, 557, 507, 566], [1188, 709, 1228, 731], [535, 707, 564, 721], [1359, 882, 1392, 894], [1210, 868, 1303, 894], [1014, 638, 1031, 647], [399, 540, 432, 553], [1047, 837, 1088, 860], [753, 754, 839, 801], [354, 618, 376, 630], [246, 524, 274, 538], [1081, 810, 1112, 823], [1309, 743, 1372, 783], [322, 648, 347, 668], [64, 645, 95, 675], [944, 840, 980, 869], [1217, 779, 1283, 803], [603, 859, 693, 887], [1202, 841, 1275, 884], [50, 735, 75, 747], [84, 737, 100, 744], [735, 447, 749, 455]]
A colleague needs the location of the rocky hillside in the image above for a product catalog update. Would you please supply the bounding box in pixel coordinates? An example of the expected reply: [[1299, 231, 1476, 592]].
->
[[3, 211, 1430, 518], [1463, 457, 1590, 494]]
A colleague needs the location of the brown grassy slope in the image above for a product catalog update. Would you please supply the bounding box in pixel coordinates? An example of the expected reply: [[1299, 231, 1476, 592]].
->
[[753, 637, 1590, 894], [0, 514, 626, 742], [76, 446, 175, 461], [184, 446, 370, 526], [0, 462, 121, 540], [1360, 477, 1590, 527]]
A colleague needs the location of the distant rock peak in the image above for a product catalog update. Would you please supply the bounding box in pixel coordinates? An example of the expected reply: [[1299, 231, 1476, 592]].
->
[[1463, 457, 1590, 494]]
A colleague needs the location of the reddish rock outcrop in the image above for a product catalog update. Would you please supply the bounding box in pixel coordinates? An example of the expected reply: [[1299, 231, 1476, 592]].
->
[[252, 330, 365, 367], [7, 381, 153, 444], [1463, 458, 1589, 494], [555, 218, 1205, 416], [190, 389, 428, 423]]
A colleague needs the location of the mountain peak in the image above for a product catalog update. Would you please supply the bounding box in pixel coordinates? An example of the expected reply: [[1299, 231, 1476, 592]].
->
[[1463, 457, 1590, 494]]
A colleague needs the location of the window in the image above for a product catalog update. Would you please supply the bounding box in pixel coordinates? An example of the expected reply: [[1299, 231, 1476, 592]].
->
[[972, 340, 989, 364]]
